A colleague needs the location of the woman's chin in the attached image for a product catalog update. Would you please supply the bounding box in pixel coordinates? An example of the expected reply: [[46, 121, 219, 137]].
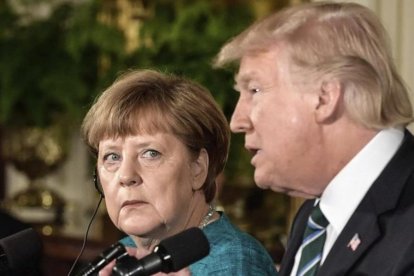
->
[[120, 220, 164, 238]]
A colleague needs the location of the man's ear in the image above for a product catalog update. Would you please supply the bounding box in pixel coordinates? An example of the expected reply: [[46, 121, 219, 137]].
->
[[191, 148, 209, 190], [314, 80, 343, 123]]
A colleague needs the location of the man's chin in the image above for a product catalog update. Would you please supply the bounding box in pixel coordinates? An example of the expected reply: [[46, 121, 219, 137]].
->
[[253, 178, 272, 190], [253, 173, 284, 191], [286, 189, 319, 199], [254, 178, 318, 199]]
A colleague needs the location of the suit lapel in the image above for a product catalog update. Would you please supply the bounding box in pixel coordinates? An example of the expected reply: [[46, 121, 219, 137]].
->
[[318, 196, 381, 275], [318, 130, 414, 275]]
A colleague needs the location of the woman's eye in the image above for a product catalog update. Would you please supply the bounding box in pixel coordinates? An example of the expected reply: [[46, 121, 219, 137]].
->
[[142, 149, 160, 159], [103, 153, 121, 163]]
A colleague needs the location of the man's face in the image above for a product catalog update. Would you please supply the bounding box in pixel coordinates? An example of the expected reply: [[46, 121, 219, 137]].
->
[[231, 46, 325, 198]]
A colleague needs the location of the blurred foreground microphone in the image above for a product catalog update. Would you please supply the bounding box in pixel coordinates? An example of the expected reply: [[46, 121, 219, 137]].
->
[[76, 242, 126, 276], [113, 227, 209, 276], [0, 228, 42, 275]]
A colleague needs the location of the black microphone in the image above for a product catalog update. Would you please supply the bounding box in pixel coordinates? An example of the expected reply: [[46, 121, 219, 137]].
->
[[76, 242, 127, 276], [0, 228, 42, 275], [112, 227, 210, 276]]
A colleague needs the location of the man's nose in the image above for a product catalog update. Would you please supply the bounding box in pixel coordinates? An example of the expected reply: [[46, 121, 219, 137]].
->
[[230, 99, 252, 133]]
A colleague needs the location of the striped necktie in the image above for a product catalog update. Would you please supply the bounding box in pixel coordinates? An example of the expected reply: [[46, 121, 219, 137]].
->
[[296, 203, 329, 276]]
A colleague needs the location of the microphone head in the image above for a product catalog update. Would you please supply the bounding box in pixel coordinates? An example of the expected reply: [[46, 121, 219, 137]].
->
[[77, 242, 127, 276], [0, 228, 42, 273], [158, 227, 209, 272]]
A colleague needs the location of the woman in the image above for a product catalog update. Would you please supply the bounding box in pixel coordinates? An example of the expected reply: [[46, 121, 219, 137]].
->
[[81, 69, 278, 275]]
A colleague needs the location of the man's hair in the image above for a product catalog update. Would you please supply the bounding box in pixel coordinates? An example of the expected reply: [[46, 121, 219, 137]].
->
[[214, 2, 413, 129], [82, 69, 230, 202]]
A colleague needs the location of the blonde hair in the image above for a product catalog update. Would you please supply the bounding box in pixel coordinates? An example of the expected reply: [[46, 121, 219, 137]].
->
[[82, 69, 230, 202], [214, 2, 413, 129]]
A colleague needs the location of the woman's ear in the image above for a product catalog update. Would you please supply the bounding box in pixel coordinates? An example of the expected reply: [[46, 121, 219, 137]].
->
[[315, 80, 343, 123], [191, 148, 209, 190]]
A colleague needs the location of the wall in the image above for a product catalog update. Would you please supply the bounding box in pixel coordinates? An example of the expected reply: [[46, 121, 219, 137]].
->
[[5, 132, 102, 239]]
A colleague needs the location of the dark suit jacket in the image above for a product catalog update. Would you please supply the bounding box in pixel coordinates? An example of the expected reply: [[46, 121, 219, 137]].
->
[[279, 130, 414, 276]]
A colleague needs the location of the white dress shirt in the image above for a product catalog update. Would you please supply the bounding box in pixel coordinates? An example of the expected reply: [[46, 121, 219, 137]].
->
[[290, 128, 404, 276]]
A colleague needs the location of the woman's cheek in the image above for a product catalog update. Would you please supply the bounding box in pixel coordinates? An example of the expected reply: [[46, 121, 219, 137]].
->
[[104, 198, 120, 228]]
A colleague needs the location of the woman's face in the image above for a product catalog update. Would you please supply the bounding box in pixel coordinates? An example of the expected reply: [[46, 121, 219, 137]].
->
[[97, 132, 207, 239]]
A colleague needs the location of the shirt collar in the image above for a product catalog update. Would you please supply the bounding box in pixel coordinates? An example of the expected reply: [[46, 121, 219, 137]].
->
[[319, 127, 404, 235]]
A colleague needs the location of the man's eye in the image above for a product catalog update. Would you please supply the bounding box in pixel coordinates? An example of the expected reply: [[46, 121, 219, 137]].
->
[[142, 149, 160, 159], [250, 87, 261, 93]]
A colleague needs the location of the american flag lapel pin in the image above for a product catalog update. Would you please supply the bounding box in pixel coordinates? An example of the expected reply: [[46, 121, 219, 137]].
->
[[347, 233, 361, 251]]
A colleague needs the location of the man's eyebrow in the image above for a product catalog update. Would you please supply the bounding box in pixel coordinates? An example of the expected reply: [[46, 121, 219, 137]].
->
[[235, 69, 261, 83], [233, 79, 247, 92], [234, 74, 250, 87], [234, 73, 261, 92]]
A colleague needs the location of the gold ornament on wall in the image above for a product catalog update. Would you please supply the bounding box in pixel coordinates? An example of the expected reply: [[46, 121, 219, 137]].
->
[[2, 125, 68, 235]]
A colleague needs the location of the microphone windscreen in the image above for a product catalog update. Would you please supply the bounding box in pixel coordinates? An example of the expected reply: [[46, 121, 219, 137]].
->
[[0, 228, 42, 272], [159, 227, 209, 271]]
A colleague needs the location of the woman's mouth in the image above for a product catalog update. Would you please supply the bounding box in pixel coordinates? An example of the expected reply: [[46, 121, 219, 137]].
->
[[121, 200, 146, 208]]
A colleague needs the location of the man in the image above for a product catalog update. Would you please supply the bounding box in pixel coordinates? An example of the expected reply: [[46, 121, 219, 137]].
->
[[214, 2, 414, 275]]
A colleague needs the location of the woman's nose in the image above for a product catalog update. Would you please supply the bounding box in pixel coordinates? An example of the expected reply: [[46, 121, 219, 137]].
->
[[118, 174, 141, 187], [117, 162, 141, 187]]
